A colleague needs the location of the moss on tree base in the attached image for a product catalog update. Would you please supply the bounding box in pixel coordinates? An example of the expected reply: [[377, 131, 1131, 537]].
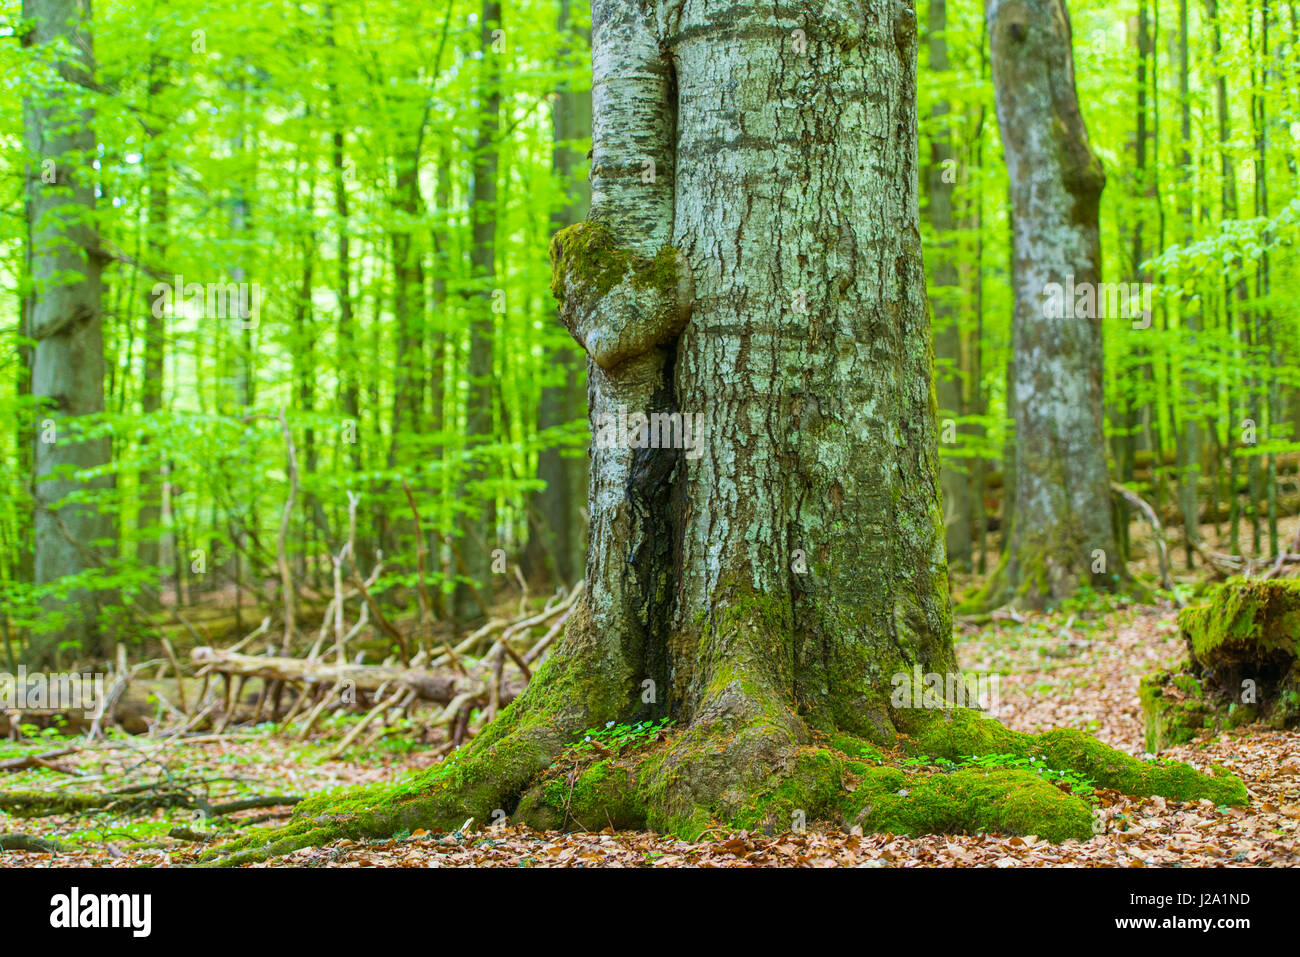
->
[[200, 699, 1245, 865]]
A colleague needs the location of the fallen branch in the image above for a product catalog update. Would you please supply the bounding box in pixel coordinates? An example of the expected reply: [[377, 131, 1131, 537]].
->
[[0, 834, 74, 853], [1110, 481, 1176, 596]]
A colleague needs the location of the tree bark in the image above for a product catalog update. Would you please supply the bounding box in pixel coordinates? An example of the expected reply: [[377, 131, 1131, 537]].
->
[[986, 0, 1120, 607], [23, 0, 116, 664], [926, 0, 973, 572], [454, 0, 502, 623]]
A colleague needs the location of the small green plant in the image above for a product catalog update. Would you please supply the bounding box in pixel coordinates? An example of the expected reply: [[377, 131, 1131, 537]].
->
[[563, 717, 673, 764], [857, 745, 886, 764], [952, 752, 1097, 795]]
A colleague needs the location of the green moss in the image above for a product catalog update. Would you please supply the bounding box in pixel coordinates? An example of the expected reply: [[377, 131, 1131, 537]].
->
[[911, 709, 1247, 806], [844, 766, 1094, 843], [1139, 670, 1215, 753], [730, 749, 847, 832], [549, 220, 679, 304], [1179, 578, 1300, 663]]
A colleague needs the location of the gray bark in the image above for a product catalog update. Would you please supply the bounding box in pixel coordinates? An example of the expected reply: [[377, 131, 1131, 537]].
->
[[987, 0, 1119, 607], [23, 0, 115, 664], [552, 0, 955, 747]]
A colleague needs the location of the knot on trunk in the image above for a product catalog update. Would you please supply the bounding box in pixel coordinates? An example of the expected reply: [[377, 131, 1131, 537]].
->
[[549, 219, 693, 371]]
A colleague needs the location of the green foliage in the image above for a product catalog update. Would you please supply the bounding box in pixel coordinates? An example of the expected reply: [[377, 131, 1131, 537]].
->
[[561, 717, 673, 764]]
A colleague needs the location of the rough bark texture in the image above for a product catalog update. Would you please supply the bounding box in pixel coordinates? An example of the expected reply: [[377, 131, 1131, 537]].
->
[[23, 0, 116, 664], [205, 0, 1244, 864], [985, 0, 1120, 608]]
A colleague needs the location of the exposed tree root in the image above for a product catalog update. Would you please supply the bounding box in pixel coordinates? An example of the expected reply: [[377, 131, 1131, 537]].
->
[[200, 682, 1246, 865]]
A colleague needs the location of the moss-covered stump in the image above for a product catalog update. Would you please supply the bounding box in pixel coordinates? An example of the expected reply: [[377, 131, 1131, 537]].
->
[[1139, 670, 1221, 753], [1140, 579, 1300, 751]]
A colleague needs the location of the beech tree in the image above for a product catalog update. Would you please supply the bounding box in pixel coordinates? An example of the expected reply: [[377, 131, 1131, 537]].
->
[[205, 0, 1241, 864], [981, 0, 1120, 608], [23, 0, 115, 664]]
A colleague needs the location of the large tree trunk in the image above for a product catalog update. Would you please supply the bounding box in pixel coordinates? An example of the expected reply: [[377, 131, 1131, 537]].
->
[[207, 0, 1244, 864], [985, 0, 1119, 608], [23, 0, 116, 665]]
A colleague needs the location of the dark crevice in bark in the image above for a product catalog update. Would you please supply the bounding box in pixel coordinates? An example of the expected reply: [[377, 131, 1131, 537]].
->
[[626, 344, 681, 721]]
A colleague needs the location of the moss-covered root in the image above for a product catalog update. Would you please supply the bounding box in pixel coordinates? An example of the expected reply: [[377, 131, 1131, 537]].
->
[[201, 718, 572, 866], [515, 739, 1095, 843], [909, 709, 1248, 806]]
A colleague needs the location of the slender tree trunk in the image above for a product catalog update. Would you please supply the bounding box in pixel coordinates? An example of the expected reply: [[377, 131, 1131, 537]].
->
[[138, 59, 169, 575], [927, 0, 972, 573], [987, 0, 1120, 607], [1177, 0, 1202, 570], [526, 0, 591, 587], [23, 0, 116, 664], [454, 0, 502, 623]]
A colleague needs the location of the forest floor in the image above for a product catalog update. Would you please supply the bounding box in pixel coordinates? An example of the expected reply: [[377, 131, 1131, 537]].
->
[[3, 591, 1297, 867]]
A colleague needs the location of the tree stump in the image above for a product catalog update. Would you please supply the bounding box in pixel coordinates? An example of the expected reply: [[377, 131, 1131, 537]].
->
[[1141, 579, 1300, 752]]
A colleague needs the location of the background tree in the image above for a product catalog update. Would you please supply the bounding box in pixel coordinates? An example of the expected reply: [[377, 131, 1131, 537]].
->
[[22, 0, 116, 664], [982, 0, 1120, 608]]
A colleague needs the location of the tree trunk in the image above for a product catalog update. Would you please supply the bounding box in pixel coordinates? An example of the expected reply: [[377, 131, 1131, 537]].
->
[[454, 0, 502, 623], [525, 0, 591, 588], [926, 0, 972, 573], [207, 0, 1244, 864], [986, 0, 1120, 607], [23, 0, 116, 665], [137, 59, 169, 575]]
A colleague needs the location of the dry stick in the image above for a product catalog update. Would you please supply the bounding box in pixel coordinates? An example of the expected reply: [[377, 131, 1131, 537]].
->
[[342, 492, 410, 663], [87, 645, 132, 741], [522, 591, 582, 665], [160, 637, 187, 713], [227, 616, 272, 655], [276, 683, 315, 731], [401, 480, 444, 643], [306, 594, 337, 661], [276, 408, 300, 654], [332, 543, 348, 662], [513, 563, 529, 617], [1263, 514, 1300, 580], [1110, 481, 1176, 595], [325, 687, 411, 759], [295, 682, 343, 741], [431, 617, 508, 665], [0, 747, 80, 774]]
